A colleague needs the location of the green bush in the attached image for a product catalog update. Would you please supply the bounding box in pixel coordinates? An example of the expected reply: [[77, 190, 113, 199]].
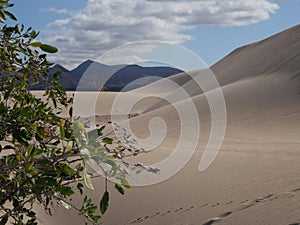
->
[[0, 1, 130, 224]]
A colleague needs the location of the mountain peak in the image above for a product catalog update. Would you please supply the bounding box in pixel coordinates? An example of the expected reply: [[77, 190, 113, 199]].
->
[[71, 59, 95, 75], [51, 64, 70, 73], [82, 59, 95, 64]]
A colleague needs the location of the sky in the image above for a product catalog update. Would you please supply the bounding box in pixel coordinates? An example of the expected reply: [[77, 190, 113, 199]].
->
[[10, 0, 300, 70]]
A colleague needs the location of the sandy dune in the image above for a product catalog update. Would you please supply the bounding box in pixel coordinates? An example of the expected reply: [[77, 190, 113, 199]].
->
[[38, 24, 300, 225]]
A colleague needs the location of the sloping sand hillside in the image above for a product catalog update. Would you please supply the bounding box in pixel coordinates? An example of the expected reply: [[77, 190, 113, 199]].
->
[[38, 24, 300, 225]]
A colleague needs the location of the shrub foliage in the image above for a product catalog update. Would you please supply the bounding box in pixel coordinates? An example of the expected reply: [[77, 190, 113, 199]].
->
[[0, 1, 130, 224]]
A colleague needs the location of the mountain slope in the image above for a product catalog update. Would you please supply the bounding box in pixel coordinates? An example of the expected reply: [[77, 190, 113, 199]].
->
[[30, 61, 183, 91]]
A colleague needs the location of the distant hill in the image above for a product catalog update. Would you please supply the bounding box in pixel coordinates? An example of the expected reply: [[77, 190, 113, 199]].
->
[[30, 60, 183, 91]]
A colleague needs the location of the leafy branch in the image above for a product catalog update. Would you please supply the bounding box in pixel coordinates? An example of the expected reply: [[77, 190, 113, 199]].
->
[[0, 1, 132, 224]]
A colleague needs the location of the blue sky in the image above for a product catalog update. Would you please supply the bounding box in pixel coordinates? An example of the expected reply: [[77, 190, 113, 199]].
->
[[10, 0, 300, 69]]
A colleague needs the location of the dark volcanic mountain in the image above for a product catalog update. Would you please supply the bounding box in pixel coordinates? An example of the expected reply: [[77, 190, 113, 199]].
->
[[31, 60, 183, 91]]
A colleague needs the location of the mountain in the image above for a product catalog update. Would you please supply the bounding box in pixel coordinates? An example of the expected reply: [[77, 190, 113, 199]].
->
[[104, 64, 184, 91], [70, 59, 95, 76], [50, 64, 69, 74], [30, 60, 183, 91]]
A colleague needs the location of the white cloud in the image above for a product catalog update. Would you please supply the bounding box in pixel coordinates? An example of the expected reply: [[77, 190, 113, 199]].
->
[[45, 0, 279, 69], [42, 7, 71, 15]]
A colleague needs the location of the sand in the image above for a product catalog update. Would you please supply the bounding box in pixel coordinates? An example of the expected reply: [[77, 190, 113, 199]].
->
[[35, 24, 300, 225]]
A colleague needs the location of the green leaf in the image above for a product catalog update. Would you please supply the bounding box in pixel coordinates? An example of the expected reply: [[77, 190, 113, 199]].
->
[[60, 200, 72, 210], [27, 211, 36, 218], [31, 148, 43, 157], [87, 126, 105, 140], [29, 42, 42, 48], [100, 191, 109, 214], [12, 197, 20, 208], [77, 182, 84, 195], [60, 163, 75, 176], [0, 10, 5, 21], [36, 127, 48, 139], [86, 205, 97, 213], [53, 71, 62, 80], [56, 186, 74, 196], [13, 128, 29, 146], [74, 122, 88, 146], [23, 72, 29, 81], [19, 23, 24, 32], [69, 106, 73, 117], [87, 129, 100, 141], [102, 137, 112, 145], [25, 161, 34, 173], [59, 120, 65, 139], [39, 44, 58, 53], [0, 102, 5, 114], [0, 215, 8, 225], [38, 177, 57, 187], [90, 215, 101, 223], [4, 10, 17, 21], [83, 168, 94, 190], [114, 184, 125, 195], [97, 126, 105, 136], [30, 30, 39, 38], [83, 196, 91, 208], [120, 176, 131, 189]]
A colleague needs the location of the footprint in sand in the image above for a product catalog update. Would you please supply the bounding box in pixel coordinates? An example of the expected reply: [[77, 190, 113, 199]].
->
[[183, 206, 194, 212], [212, 203, 220, 207], [287, 194, 295, 199], [130, 219, 137, 224], [240, 200, 249, 204], [150, 212, 160, 218], [130, 216, 150, 224], [160, 210, 172, 216], [202, 188, 300, 225], [174, 207, 184, 212], [201, 203, 208, 208], [291, 187, 300, 192]]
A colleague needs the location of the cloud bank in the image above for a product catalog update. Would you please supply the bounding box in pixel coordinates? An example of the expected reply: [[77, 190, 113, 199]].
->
[[45, 0, 279, 68]]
